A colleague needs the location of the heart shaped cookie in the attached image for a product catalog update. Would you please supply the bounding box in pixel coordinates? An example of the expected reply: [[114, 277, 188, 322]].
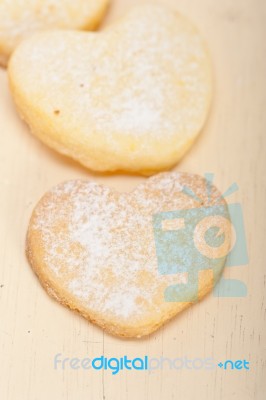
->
[[0, 0, 109, 67], [9, 4, 212, 175], [27, 172, 230, 338]]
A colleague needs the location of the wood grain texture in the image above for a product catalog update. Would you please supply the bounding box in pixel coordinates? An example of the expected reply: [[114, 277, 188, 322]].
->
[[0, 0, 265, 399]]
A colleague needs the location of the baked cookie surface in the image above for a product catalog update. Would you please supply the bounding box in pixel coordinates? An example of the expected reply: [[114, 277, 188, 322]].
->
[[0, 0, 110, 66], [27, 172, 230, 338], [9, 4, 212, 175]]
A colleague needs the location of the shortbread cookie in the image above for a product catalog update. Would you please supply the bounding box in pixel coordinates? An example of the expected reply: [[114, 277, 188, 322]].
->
[[26, 172, 230, 338], [9, 4, 212, 175], [0, 0, 110, 66]]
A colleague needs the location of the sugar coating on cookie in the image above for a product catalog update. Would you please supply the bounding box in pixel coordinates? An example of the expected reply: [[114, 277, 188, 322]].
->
[[27, 172, 229, 338], [9, 4, 212, 174], [0, 0, 110, 66]]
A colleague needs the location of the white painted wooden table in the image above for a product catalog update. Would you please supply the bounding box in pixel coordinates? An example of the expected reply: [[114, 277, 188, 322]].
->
[[0, 0, 265, 399]]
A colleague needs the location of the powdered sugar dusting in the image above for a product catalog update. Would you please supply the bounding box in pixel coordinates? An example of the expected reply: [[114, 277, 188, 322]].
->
[[13, 4, 212, 151], [30, 172, 226, 322], [0, 0, 108, 58]]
